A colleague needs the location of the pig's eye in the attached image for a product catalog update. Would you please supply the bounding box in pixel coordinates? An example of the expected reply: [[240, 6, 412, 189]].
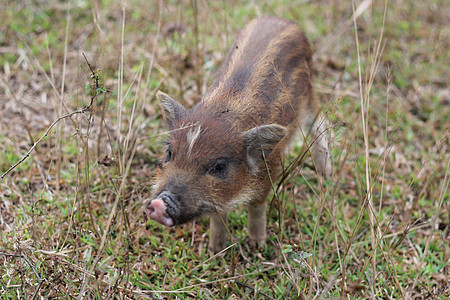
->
[[164, 147, 172, 162], [209, 158, 229, 179]]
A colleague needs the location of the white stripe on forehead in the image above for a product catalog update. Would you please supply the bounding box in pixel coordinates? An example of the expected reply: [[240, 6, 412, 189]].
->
[[187, 124, 202, 157]]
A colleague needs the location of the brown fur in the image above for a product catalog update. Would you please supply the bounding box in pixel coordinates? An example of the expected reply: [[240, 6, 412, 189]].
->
[[149, 17, 330, 253]]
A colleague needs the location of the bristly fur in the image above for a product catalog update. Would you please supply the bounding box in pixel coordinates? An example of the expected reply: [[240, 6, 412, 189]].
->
[[186, 124, 202, 157], [154, 16, 320, 214], [150, 17, 331, 252]]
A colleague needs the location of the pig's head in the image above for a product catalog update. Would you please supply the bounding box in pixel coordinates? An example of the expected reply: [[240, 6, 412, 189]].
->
[[146, 91, 286, 227]]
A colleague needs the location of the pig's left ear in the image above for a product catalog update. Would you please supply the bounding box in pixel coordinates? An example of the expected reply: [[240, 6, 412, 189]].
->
[[156, 91, 187, 129], [242, 124, 286, 174]]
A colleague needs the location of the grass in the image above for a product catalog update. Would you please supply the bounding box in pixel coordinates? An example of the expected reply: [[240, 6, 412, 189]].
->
[[0, 0, 448, 298]]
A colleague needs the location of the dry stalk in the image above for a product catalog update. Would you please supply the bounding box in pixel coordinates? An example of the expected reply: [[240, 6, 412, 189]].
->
[[0, 53, 106, 180]]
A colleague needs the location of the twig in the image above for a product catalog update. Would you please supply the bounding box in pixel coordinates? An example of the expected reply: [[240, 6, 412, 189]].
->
[[0, 251, 22, 257], [144, 269, 274, 293], [184, 243, 237, 277], [0, 251, 45, 299], [1, 107, 89, 179], [0, 53, 105, 180], [31, 280, 44, 300], [78, 261, 88, 300], [190, 0, 202, 95], [410, 158, 449, 291], [235, 280, 276, 300]]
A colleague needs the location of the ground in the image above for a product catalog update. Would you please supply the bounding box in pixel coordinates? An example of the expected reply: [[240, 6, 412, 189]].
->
[[0, 0, 448, 299]]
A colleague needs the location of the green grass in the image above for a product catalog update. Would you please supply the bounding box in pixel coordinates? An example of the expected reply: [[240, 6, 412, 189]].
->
[[0, 0, 448, 298]]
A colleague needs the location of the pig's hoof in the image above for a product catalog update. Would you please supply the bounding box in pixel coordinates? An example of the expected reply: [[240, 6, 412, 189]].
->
[[209, 239, 227, 254], [249, 238, 266, 250]]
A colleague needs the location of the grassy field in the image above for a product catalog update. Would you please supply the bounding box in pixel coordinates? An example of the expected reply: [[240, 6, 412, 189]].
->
[[0, 0, 448, 298]]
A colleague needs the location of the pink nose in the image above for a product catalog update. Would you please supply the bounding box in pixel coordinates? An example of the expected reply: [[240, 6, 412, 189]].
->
[[146, 198, 174, 227]]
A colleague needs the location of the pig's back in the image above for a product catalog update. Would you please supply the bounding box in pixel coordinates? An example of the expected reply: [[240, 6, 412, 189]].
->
[[201, 17, 317, 129]]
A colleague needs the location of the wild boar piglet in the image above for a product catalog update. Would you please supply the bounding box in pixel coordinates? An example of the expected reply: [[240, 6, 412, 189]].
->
[[146, 17, 332, 253]]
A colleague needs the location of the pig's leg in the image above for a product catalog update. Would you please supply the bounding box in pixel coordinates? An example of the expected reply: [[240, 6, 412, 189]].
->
[[248, 201, 267, 248], [303, 115, 332, 177], [209, 212, 228, 253]]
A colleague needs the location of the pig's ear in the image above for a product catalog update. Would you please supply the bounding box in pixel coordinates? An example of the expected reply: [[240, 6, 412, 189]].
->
[[242, 124, 286, 174], [157, 91, 187, 129]]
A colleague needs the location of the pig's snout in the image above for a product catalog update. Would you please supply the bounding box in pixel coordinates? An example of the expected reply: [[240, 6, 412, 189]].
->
[[146, 198, 174, 227]]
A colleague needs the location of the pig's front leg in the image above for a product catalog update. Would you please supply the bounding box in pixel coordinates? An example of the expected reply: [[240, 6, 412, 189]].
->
[[209, 212, 228, 253], [248, 201, 267, 248]]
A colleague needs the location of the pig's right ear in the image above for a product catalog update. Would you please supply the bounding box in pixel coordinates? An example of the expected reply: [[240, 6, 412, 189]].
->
[[242, 124, 286, 175], [156, 91, 187, 129]]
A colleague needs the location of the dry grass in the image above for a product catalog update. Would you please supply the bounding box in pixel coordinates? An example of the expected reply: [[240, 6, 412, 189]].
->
[[0, 0, 448, 299]]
